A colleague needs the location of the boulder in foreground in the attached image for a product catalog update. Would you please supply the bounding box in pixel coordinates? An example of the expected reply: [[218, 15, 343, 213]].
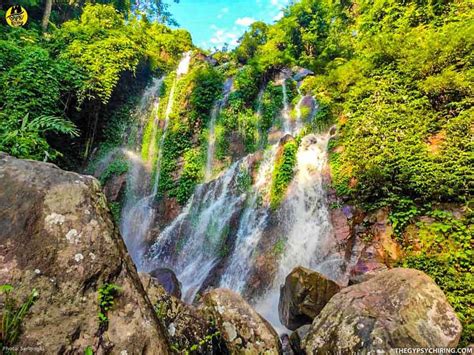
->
[[200, 288, 281, 354], [303, 268, 462, 353], [0, 153, 169, 353], [279, 266, 342, 330]]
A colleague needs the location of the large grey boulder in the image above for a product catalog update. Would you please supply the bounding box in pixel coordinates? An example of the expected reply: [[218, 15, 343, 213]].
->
[[303, 268, 462, 354], [279, 266, 342, 330], [0, 153, 169, 354], [200, 288, 281, 354]]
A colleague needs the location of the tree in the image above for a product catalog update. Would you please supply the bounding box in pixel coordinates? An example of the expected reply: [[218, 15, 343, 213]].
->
[[41, 0, 52, 30]]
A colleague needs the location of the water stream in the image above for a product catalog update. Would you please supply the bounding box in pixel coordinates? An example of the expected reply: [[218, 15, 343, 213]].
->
[[254, 132, 346, 332], [281, 79, 292, 134], [120, 52, 191, 265], [205, 77, 234, 181]]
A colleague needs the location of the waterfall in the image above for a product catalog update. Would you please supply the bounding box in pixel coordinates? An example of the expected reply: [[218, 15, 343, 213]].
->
[[219, 145, 277, 292], [119, 78, 164, 264], [120, 52, 192, 265], [205, 77, 234, 181], [253, 133, 346, 333], [281, 79, 291, 134], [256, 85, 266, 148], [295, 95, 304, 133], [153, 51, 192, 193], [145, 158, 250, 302]]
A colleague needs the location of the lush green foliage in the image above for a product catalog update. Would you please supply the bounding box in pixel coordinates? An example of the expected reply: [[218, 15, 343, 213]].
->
[[270, 140, 298, 209], [97, 283, 121, 326], [399, 210, 473, 345], [154, 63, 223, 204], [99, 158, 128, 185], [0, 285, 39, 351], [0, 3, 192, 165]]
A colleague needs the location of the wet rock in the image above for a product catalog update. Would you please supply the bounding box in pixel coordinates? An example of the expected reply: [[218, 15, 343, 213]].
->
[[281, 334, 295, 355], [279, 266, 342, 330], [289, 325, 311, 355], [349, 258, 388, 284], [0, 153, 169, 353], [330, 208, 351, 243], [279, 133, 295, 146], [102, 172, 127, 202], [139, 273, 226, 354], [303, 268, 462, 353], [200, 288, 281, 354], [348, 208, 402, 283], [149, 268, 182, 299], [292, 67, 314, 81]]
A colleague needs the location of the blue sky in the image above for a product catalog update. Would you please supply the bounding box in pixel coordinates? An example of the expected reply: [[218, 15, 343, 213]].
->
[[168, 0, 291, 50]]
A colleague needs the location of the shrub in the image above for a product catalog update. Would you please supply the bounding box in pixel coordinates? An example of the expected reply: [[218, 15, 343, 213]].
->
[[270, 140, 298, 209]]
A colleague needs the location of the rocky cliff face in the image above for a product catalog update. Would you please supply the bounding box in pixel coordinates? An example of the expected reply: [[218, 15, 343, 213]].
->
[[0, 153, 169, 354]]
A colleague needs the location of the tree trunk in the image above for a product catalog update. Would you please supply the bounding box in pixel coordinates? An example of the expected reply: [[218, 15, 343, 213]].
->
[[41, 0, 53, 31]]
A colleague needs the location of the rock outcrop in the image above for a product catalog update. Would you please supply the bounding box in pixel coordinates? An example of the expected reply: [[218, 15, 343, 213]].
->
[[303, 268, 462, 353], [140, 273, 227, 354], [289, 325, 311, 355], [0, 153, 169, 354], [279, 266, 342, 330], [149, 268, 182, 299], [200, 288, 281, 354]]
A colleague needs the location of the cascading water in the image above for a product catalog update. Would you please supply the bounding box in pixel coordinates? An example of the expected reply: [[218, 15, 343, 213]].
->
[[253, 132, 346, 332], [136, 68, 346, 336], [219, 145, 278, 292], [120, 52, 192, 265], [119, 78, 164, 264], [281, 79, 292, 134], [153, 51, 192, 192], [145, 158, 250, 302], [205, 77, 234, 181]]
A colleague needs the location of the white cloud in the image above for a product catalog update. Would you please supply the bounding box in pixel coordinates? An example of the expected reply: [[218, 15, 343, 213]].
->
[[217, 7, 229, 19], [209, 26, 241, 48], [273, 11, 284, 21], [235, 17, 256, 27], [270, 0, 289, 8]]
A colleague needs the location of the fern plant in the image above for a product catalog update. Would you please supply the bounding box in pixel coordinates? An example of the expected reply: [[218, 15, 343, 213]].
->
[[0, 113, 79, 161]]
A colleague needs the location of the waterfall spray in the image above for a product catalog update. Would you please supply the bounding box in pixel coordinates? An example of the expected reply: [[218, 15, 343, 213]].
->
[[146, 159, 249, 302], [219, 145, 278, 292]]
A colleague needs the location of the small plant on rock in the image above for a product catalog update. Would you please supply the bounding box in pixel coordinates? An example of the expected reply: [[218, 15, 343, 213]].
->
[[0, 285, 39, 351], [97, 283, 121, 326]]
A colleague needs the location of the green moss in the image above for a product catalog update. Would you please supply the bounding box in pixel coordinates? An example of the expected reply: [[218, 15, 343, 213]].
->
[[398, 210, 473, 346], [108, 201, 122, 225], [99, 159, 128, 185], [273, 238, 285, 255], [270, 140, 298, 209], [175, 148, 205, 205]]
